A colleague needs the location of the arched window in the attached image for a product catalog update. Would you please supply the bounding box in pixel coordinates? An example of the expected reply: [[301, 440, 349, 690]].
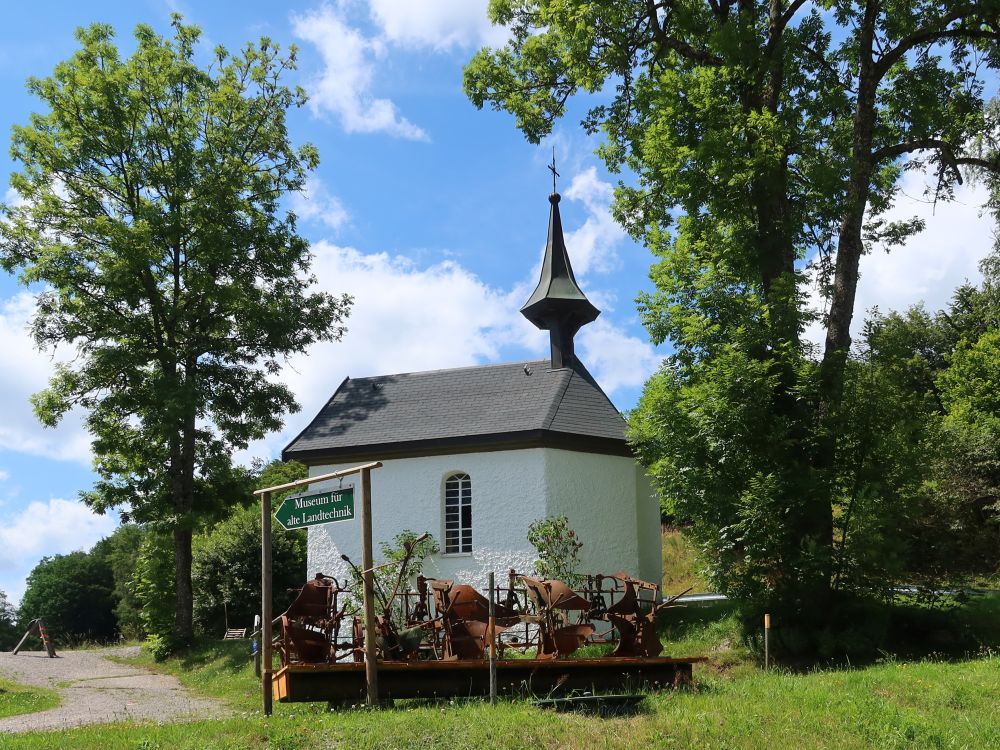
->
[[444, 473, 472, 554]]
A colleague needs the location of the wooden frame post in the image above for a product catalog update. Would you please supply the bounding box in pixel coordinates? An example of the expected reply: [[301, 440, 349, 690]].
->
[[488, 571, 497, 705], [255, 461, 382, 715], [360, 467, 379, 705], [262, 490, 273, 716]]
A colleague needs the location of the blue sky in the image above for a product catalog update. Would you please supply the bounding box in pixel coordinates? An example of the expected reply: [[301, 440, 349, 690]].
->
[[0, 0, 994, 604]]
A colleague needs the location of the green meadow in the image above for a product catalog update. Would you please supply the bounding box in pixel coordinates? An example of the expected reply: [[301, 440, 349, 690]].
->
[[5, 595, 1000, 750]]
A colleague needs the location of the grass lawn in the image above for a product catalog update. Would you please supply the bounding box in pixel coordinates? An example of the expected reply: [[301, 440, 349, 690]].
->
[[0, 678, 60, 720], [4, 652, 999, 749], [7, 595, 1000, 750]]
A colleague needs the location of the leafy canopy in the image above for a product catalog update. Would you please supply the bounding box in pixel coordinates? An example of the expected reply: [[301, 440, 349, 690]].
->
[[0, 16, 352, 643], [466, 0, 1000, 643], [0, 16, 351, 519]]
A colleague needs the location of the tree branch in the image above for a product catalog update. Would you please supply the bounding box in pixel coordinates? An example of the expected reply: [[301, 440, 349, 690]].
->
[[647, 0, 725, 66], [875, 9, 998, 77]]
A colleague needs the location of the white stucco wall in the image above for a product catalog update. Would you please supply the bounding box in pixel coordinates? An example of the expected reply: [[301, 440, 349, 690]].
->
[[636, 467, 663, 585], [304, 449, 548, 591], [302, 446, 662, 590], [543, 449, 662, 583]]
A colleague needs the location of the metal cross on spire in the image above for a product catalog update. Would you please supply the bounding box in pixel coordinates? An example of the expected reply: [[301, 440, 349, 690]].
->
[[547, 146, 560, 194]]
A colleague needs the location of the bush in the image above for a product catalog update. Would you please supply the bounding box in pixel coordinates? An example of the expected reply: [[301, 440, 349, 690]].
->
[[527, 515, 583, 584], [192, 502, 306, 635], [92, 524, 148, 640], [18, 551, 116, 645], [132, 532, 177, 659]]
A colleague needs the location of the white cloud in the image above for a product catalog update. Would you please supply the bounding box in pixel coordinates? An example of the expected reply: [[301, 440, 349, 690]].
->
[[0, 498, 116, 603], [291, 176, 350, 230], [3, 187, 26, 209], [0, 469, 8, 482], [368, 0, 508, 51], [238, 209, 656, 463], [804, 166, 994, 350], [562, 167, 625, 276], [292, 4, 429, 141], [0, 293, 91, 464], [578, 319, 661, 396], [275, 241, 538, 418]]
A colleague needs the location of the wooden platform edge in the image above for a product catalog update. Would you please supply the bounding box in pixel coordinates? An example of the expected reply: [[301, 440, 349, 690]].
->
[[274, 656, 705, 704]]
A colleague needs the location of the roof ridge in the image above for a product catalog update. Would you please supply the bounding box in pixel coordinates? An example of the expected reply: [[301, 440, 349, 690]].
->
[[542, 368, 573, 430], [347, 358, 551, 382]]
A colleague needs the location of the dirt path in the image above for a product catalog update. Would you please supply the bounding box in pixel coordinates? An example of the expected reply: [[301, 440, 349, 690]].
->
[[0, 646, 229, 734]]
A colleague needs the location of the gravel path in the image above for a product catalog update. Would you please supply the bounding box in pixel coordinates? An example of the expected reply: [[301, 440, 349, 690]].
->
[[0, 646, 230, 734]]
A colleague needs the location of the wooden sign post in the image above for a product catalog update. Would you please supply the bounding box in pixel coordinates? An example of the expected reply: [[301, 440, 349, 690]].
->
[[360, 467, 379, 705], [256, 461, 383, 715]]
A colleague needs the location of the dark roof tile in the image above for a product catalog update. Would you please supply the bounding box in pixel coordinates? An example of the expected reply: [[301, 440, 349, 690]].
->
[[283, 359, 627, 461]]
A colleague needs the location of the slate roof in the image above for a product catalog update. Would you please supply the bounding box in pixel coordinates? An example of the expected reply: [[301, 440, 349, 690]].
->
[[282, 359, 629, 463]]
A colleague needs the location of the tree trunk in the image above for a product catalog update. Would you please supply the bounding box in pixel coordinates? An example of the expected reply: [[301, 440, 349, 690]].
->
[[173, 525, 194, 642], [168, 357, 199, 645], [811, 0, 882, 606], [821, 0, 879, 412]]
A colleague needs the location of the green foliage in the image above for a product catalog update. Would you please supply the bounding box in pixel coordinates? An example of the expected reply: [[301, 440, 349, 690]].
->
[[132, 533, 177, 660], [0, 16, 351, 642], [191, 459, 309, 634], [17, 551, 116, 645], [192, 503, 306, 635], [0, 590, 19, 650], [527, 515, 583, 584], [661, 529, 712, 595], [829, 251, 1000, 595], [466, 0, 1000, 648], [342, 530, 438, 627], [92, 524, 148, 640]]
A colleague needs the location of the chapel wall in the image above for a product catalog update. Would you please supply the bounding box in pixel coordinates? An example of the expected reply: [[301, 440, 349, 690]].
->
[[303, 448, 547, 591], [542, 448, 662, 585]]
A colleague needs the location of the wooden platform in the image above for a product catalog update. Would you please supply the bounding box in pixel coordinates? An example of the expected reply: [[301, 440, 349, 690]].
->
[[274, 656, 705, 703]]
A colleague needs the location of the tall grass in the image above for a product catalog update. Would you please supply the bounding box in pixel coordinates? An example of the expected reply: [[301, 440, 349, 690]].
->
[[661, 527, 712, 594]]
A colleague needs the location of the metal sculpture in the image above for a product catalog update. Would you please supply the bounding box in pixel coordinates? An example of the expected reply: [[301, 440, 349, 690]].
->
[[271, 564, 702, 703]]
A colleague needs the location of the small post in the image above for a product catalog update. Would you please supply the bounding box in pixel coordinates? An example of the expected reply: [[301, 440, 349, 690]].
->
[[262, 490, 273, 716], [488, 571, 497, 705], [360, 467, 379, 705], [764, 613, 771, 669]]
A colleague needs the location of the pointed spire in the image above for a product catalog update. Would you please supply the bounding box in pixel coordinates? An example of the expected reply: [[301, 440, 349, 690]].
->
[[521, 192, 600, 369]]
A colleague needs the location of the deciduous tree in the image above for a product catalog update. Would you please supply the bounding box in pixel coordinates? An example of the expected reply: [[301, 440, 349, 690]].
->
[[465, 0, 1000, 636], [18, 552, 116, 645], [0, 17, 352, 645]]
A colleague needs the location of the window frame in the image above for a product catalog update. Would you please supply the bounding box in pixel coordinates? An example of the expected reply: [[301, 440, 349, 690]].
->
[[442, 472, 473, 555]]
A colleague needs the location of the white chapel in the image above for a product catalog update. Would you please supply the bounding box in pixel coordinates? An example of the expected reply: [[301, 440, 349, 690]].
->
[[282, 191, 662, 588]]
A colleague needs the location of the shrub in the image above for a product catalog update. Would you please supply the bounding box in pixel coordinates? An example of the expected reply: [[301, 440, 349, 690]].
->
[[18, 551, 116, 645], [527, 515, 583, 584], [192, 502, 306, 635], [132, 532, 177, 660]]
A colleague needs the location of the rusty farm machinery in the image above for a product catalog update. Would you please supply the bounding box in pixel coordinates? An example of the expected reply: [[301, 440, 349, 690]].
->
[[271, 561, 701, 704]]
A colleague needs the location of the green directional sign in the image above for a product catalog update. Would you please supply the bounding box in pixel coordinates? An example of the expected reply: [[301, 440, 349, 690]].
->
[[274, 487, 355, 531]]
